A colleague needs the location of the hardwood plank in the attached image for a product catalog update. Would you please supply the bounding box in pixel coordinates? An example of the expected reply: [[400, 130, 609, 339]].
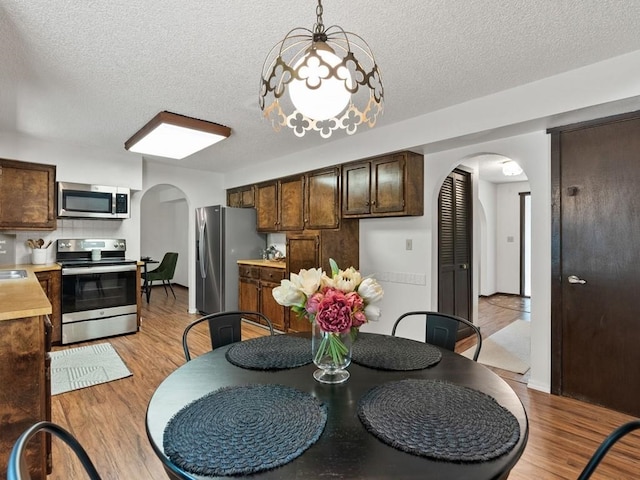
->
[[45, 289, 639, 479]]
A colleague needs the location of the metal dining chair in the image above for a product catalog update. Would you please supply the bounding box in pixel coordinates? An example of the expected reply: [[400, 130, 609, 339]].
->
[[7, 421, 101, 480], [182, 310, 275, 361], [577, 420, 640, 479], [391, 311, 482, 361]]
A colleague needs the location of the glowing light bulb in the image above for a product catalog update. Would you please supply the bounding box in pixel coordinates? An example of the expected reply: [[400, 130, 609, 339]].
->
[[288, 45, 352, 121]]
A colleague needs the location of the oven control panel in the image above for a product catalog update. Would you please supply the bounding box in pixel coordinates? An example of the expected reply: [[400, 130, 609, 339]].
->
[[57, 238, 126, 253]]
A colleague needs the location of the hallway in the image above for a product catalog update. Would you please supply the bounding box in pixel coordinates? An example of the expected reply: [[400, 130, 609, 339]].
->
[[456, 294, 531, 384]]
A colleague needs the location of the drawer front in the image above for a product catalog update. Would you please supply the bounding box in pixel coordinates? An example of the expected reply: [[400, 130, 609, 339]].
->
[[239, 265, 260, 278], [260, 267, 285, 283]]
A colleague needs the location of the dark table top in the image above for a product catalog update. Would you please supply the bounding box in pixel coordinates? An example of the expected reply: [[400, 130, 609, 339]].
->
[[145, 333, 528, 480]]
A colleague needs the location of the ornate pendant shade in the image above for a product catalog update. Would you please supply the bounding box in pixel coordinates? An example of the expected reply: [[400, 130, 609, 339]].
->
[[259, 0, 384, 138]]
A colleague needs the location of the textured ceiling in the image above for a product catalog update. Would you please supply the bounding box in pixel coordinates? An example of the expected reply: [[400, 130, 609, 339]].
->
[[2, 0, 640, 174]]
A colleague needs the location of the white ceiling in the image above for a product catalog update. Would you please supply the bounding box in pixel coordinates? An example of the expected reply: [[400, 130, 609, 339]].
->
[[2, 0, 640, 178]]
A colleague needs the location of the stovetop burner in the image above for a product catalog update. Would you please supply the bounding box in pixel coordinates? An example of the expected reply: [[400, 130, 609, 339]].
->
[[56, 238, 135, 267]]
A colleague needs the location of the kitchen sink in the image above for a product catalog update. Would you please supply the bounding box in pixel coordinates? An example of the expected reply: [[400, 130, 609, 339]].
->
[[0, 269, 28, 280]]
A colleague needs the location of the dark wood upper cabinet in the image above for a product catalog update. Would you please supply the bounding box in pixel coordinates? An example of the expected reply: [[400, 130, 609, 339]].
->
[[255, 176, 304, 232], [305, 167, 340, 230], [227, 185, 254, 208], [255, 180, 280, 231], [231, 150, 423, 231], [278, 175, 304, 231], [0, 158, 56, 230], [342, 151, 424, 218]]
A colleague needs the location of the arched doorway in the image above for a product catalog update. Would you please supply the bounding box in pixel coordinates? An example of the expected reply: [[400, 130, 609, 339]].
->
[[140, 184, 189, 289]]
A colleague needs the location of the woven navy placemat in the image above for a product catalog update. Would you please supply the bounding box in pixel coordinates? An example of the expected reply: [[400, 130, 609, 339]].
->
[[358, 379, 520, 462], [164, 384, 327, 476], [225, 335, 312, 370], [352, 333, 442, 370]]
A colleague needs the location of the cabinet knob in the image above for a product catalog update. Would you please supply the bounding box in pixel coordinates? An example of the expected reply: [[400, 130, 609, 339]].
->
[[365, 202, 370, 206], [371, 200, 376, 206]]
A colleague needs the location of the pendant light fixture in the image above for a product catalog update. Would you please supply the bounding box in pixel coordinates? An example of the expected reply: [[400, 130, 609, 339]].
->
[[259, 0, 384, 138]]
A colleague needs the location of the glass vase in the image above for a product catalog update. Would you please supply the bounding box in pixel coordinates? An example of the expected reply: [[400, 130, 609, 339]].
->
[[311, 322, 353, 384]]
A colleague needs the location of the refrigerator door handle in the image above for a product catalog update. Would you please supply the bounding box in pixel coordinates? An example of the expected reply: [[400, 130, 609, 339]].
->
[[198, 213, 207, 279]]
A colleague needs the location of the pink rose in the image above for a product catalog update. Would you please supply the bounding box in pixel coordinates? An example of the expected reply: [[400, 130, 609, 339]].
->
[[352, 311, 367, 327], [306, 292, 324, 314], [315, 288, 353, 333]]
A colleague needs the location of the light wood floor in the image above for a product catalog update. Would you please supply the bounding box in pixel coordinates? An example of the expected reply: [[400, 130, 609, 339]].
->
[[47, 288, 640, 479]]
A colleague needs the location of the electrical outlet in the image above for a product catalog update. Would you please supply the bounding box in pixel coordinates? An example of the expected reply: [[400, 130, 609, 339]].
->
[[406, 239, 413, 250]]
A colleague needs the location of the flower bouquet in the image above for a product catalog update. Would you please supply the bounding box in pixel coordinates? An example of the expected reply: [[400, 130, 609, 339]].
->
[[272, 259, 383, 383]]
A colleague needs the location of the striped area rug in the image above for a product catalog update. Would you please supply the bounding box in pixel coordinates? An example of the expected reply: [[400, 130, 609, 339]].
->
[[50, 342, 132, 395]]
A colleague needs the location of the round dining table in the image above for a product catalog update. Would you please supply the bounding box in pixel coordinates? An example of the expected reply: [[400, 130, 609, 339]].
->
[[146, 333, 528, 480]]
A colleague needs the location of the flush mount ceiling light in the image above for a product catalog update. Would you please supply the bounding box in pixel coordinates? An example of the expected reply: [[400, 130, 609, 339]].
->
[[124, 111, 231, 160], [259, 0, 384, 139], [502, 160, 523, 176]]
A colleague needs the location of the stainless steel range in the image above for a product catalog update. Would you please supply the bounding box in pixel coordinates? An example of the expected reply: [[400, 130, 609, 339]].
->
[[56, 238, 138, 344]]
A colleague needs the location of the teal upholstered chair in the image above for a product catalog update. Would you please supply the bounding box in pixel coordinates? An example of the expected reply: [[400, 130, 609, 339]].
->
[[143, 252, 178, 299]]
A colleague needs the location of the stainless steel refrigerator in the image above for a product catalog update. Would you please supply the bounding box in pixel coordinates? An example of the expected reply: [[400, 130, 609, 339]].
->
[[195, 206, 266, 314]]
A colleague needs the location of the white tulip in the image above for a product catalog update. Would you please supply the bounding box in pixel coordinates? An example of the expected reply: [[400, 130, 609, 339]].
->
[[272, 280, 306, 307], [358, 277, 384, 303], [291, 268, 324, 296], [332, 267, 362, 292], [364, 304, 381, 322]]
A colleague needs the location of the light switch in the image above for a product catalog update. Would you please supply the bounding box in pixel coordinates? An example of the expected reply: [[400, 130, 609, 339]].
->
[[507, 236, 515, 243], [406, 239, 413, 250]]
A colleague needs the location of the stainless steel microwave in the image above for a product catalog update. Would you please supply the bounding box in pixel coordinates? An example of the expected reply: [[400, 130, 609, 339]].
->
[[57, 182, 130, 219]]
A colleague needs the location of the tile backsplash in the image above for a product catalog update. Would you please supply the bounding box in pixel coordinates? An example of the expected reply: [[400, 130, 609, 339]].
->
[[9, 219, 125, 265]]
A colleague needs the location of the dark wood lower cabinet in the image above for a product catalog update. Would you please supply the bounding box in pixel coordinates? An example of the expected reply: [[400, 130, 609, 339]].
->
[[35, 269, 62, 345], [0, 315, 51, 480], [238, 264, 286, 331]]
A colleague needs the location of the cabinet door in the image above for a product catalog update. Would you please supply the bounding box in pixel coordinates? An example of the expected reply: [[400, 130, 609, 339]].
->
[[36, 270, 62, 345], [255, 181, 279, 231], [287, 235, 320, 275], [240, 187, 255, 207], [0, 159, 56, 230], [239, 277, 260, 313], [278, 175, 304, 231], [371, 154, 406, 214], [305, 167, 340, 229], [227, 189, 242, 207], [0, 316, 48, 480], [342, 161, 371, 216], [260, 283, 286, 331]]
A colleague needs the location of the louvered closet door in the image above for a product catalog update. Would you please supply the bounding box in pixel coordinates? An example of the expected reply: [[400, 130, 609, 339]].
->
[[438, 169, 472, 323]]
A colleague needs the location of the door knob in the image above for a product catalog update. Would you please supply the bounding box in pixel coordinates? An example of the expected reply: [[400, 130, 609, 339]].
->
[[568, 275, 587, 284]]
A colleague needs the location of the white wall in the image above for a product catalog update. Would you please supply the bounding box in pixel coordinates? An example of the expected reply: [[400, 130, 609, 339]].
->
[[478, 179, 497, 295], [496, 181, 530, 294]]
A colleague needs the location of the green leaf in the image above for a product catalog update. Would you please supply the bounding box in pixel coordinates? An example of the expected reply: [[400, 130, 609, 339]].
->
[[329, 258, 339, 277]]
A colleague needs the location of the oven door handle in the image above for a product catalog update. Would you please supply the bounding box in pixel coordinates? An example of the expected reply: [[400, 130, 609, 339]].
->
[[62, 264, 138, 275]]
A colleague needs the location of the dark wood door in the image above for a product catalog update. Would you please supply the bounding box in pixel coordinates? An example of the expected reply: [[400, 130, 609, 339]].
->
[[551, 114, 640, 416], [438, 169, 472, 322]]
